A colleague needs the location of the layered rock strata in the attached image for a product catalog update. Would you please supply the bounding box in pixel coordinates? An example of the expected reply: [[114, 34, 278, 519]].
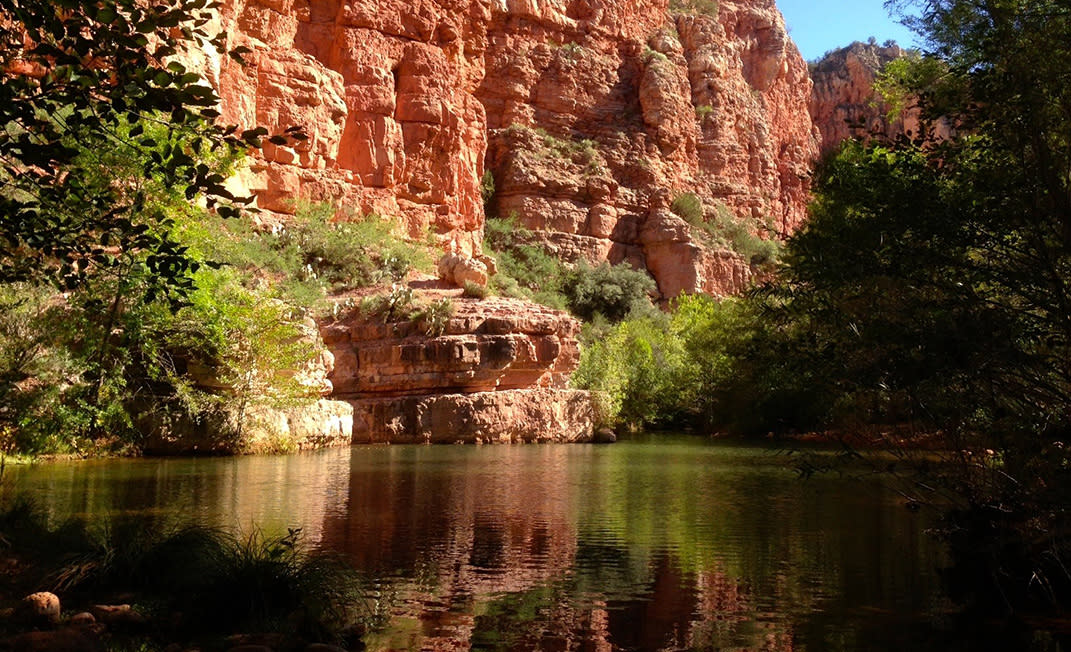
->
[[349, 388, 593, 444], [482, 0, 818, 297], [809, 41, 913, 155], [321, 296, 594, 443], [202, 0, 819, 297]]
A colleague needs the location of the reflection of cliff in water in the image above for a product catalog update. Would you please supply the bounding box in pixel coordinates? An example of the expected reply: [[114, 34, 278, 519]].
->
[[8, 441, 964, 651], [315, 443, 944, 651]]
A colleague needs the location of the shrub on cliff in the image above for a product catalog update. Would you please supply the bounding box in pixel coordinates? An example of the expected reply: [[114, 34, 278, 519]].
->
[[676, 198, 782, 267], [671, 193, 704, 224], [669, 0, 719, 17], [484, 215, 569, 308], [561, 262, 657, 323], [486, 216, 659, 321]]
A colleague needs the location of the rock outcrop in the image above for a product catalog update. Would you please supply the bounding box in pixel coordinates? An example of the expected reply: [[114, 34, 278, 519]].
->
[[810, 40, 954, 156], [809, 41, 912, 155], [199, 0, 818, 297], [324, 296, 580, 397], [322, 295, 594, 443]]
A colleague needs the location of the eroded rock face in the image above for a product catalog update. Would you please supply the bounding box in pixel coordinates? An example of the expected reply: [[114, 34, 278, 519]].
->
[[322, 297, 581, 398], [350, 388, 594, 444], [201, 0, 818, 295], [481, 0, 819, 297], [320, 294, 593, 444], [206, 0, 489, 255], [809, 41, 912, 155]]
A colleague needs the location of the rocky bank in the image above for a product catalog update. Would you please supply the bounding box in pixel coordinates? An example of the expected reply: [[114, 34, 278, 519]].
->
[[322, 295, 593, 444]]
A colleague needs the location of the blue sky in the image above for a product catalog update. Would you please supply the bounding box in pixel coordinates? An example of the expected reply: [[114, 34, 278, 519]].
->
[[776, 0, 922, 61]]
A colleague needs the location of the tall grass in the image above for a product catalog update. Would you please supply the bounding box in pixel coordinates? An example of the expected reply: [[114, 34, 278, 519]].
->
[[0, 497, 375, 643]]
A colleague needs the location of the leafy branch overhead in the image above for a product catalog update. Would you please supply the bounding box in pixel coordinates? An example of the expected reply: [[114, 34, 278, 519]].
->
[[0, 0, 304, 299]]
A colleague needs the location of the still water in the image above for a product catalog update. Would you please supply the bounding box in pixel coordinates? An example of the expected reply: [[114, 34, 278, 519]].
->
[[1, 436, 1058, 651]]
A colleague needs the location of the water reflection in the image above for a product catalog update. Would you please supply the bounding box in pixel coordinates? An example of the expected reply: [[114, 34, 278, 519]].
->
[[5, 438, 1058, 650]]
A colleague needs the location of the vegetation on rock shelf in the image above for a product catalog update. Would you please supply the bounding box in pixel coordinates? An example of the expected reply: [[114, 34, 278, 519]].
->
[[670, 193, 782, 266], [484, 214, 658, 323], [502, 124, 603, 175], [668, 0, 718, 17]]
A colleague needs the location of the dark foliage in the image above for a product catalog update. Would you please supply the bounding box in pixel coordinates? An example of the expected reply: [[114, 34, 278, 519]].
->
[[0, 0, 303, 301], [0, 497, 372, 644], [562, 262, 657, 323]]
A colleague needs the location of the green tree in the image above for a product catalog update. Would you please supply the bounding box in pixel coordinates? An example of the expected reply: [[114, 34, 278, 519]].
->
[[0, 0, 301, 299], [561, 262, 657, 323], [747, 0, 1071, 610], [0, 1, 317, 452]]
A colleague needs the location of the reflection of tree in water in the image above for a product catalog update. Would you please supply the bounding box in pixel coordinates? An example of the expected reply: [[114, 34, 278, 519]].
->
[[12, 445, 1065, 649], [312, 444, 966, 651]]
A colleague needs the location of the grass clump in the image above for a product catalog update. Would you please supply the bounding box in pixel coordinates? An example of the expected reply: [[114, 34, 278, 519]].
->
[[462, 281, 489, 299], [671, 195, 782, 266], [643, 46, 670, 64], [555, 41, 586, 60], [669, 0, 719, 16], [670, 192, 704, 224], [0, 497, 375, 646], [485, 215, 569, 308], [360, 285, 416, 323], [359, 288, 455, 336], [413, 298, 455, 336], [181, 202, 428, 302]]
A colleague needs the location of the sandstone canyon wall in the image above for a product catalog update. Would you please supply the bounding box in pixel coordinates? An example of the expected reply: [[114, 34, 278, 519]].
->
[[202, 0, 819, 299], [479, 0, 818, 297], [178, 0, 828, 446], [810, 40, 914, 155]]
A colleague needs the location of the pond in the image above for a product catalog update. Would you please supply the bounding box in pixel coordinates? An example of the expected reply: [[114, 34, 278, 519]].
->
[[2, 436, 1062, 651]]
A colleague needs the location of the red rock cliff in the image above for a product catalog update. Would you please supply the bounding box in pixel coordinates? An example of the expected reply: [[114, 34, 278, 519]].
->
[[810, 40, 953, 156], [201, 0, 819, 297], [809, 41, 913, 155]]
